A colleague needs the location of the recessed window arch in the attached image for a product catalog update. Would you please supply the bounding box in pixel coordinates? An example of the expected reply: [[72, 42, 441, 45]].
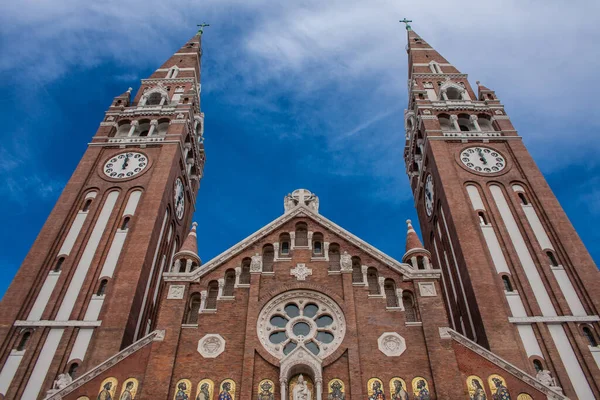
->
[[68, 362, 79, 378], [206, 281, 218, 310], [137, 119, 151, 137], [501, 275, 514, 292], [582, 325, 598, 347], [478, 211, 488, 225], [262, 244, 274, 273], [351, 256, 362, 283], [120, 216, 131, 230], [546, 250, 559, 267], [223, 269, 235, 296], [178, 258, 187, 273], [438, 113, 452, 131], [518, 192, 529, 205], [279, 233, 291, 256], [156, 118, 170, 136], [312, 232, 323, 255], [457, 114, 472, 132], [429, 61, 442, 74], [82, 199, 93, 212], [295, 222, 308, 247], [116, 120, 131, 137], [477, 114, 495, 131], [384, 279, 398, 307], [53, 257, 65, 273], [167, 66, 179, 79], [240, 258, 251, 284], [16, 330, 32, 351], [185, 292, 201, 324], [96, 279, 108, 296], [416, 256, 426, 270], [446, 86, 462, 100], [533, 359, 543, 373], [328, 243, 340, 271], [367, 267, 379, 295], [403, 291, 417, 322]]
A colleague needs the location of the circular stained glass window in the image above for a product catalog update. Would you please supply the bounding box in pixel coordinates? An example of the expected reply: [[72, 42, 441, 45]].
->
[[257, 290, 346, 360]]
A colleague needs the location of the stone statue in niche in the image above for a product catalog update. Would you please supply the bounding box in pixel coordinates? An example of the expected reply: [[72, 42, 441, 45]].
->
[[292, 375, 312, 400], [536, 370, 556, 387], [250, 253, 262, 272], [284, 194, 298, 212], [340, 251, 352, 272], [390, 379, 408, 400], [257, 380, 275, 400]]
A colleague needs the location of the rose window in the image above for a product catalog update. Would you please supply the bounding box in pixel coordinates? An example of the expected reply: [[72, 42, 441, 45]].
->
[[257, 290, 346, 360]]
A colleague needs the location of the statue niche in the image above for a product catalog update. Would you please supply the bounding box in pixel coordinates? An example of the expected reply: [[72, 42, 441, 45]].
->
[[290, 374, 314, 400]]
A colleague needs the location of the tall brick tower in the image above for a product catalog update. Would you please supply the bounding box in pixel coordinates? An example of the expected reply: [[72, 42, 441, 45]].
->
[[0, 34, 205, 399], [402, 26, 600, 399]]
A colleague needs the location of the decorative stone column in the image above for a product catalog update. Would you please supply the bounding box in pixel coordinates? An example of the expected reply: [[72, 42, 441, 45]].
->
[[424, 257, 432, 270], [450, 115, 460, 131], [378, 277, 386, 296], [183, 142, 192, 159], [323, 242, 330, 261], [159, 94, 167, 106], [470, 115, 481, 131], [316, 378, 323, 400], [217, 278, 225, 299], [396, 288, 404, 310], [185, 259, 193, 273], [280, 380, 287, 400], [147, 119, 158, 136], [199, 290, 207, 312], [307, 231, 314, 250], [127, 120, 139, 137], [289, 232, 296, 250], [273, 242, 279, 260], [410, 256, 418, 269], [234, 267, 241, 288], [186, 158, 194, 175], [173, 259, 182, 273], [441, 90, 449, 101], [361, 265, 368, 286]]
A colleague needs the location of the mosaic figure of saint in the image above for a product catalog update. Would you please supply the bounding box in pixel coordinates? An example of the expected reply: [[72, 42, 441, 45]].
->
[[120, 382, 135, 400], [470, 379, 487, 400], [196, 383, 211, 400], [257, 380, 274, 400], [368, 380, 385, 400], [175, 382, 189, 400], [390, 380, 408, 400], [491, 378, 511, 400], [414, 380, 430, 400], [97, 382, 113, 400], [218, 381, 233, 400], [328, 380, 345, 400]]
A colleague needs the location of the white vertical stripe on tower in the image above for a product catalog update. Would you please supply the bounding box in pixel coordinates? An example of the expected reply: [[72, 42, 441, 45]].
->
[[22, 328, 64, 399], [58, 191, 98, 257], [432, 238, 456, 330], [0, 350, 25, 396]]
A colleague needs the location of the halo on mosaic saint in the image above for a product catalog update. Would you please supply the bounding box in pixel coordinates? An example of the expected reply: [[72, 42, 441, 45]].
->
[[466, 375, 487, 400], [488, 374, 511, 400], [411, 377, 430, 400], [327, 378, 345, 400], [77, 397, 90, 400], [174, 379, 192, 400], [119, 378, 139, 400], [98, 377, 118, 400], [257, 379, 275, 400], [389, 377, 409, 400], [218, 378, 236, 400], [195, 379, 214, 400], [367, 377, 385, 399], [516, 394, 533, 400]]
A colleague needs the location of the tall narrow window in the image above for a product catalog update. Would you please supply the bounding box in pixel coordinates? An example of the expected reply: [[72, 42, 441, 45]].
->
[[206, 281, 218, 310], [295, 222, 308, 247], [478, 212, 487, 225], [518, 192, 528, 205], [179, 258, 187, 273], [416, 257, 426, 270], [68, 363, 79, 378], [547, 251, 559, 267], [328, 243, 340, 272], [240, 258, 251, 284], [583, 326, 598, 347], [121, 217, 130, 230], [82, 199, 92, 212], [53, 257, 65, 273], [403, 292, 417, 322], [185, 293, 201, 324], [384, 279, 398, 307], [367, 267, 379, 295], [351, 256, 362, 283], [312, 233, 323, 256], [223, 269, 235, 296], [533, 359, 543, 373], [16, 331, 31, 351], [279, 233, 291, 256], [262, 244, 274, 273], [96, 279, 108, 296], [502, 275, 513, 292]]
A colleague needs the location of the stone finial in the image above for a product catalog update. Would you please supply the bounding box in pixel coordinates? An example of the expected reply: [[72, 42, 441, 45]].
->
[[284, 189, 319, 213]]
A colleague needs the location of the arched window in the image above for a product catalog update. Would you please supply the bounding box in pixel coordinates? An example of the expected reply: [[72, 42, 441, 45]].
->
[[146, 92, 162, 106], [546, 251, 559, 267], [446, 87, 462, 100], [438, 114, 452, 131], [478, 115, 494, 131], [457, 115, 472, 131], [262, 244, 274, 272], [190, 261, 199, 272], [240, 258, 251, 284], [583, 326, 598, 347], [68, 362, 79, 378], [116, 120, 131, 137], [478, 211, 487, 225], [96, 279, 108, 296], [429, 62, 442, 74], [328, 243, 340, 271], [16, 331, 31, 351], [137, 119, 150, 137], [502, 275, 513, 292], [179, 258, 187, 273], [533, 359, 543, 373], [416, 257, 426, 270], [121, 217, 130, 230], [518, 192, 529, 205], [156, 119, 170, 136], [167, 66, 179, 79], [82, 199, 92, 212], [384, 279, 398, 307], [53, 257, 65, 273], [206, 281, 218, 310], [351, 256, 362, 283], [185, 293, 201, 324], [279, 233, 291, 256], [223, 269, 235, 296], [295, 222, 308, 246], [403, 292, 417, 322], [367, 267, 379, 295], [312, 233, 323, 256]]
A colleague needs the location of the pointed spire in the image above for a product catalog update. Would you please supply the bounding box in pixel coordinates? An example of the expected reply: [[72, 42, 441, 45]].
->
[[405, 219, 424, 252], [179, 222, 198, 255]]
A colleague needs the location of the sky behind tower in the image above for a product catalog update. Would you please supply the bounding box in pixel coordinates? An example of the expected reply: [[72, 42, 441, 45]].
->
[[0, 1, 599, 296]]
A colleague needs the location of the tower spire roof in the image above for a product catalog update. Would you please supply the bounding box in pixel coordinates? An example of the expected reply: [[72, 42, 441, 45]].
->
[[177, 222, 200, 260], [404, 219, 424, 253]]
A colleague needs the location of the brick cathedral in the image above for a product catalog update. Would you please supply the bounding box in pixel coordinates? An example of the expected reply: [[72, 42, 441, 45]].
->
[[0, 25, 598, 400]]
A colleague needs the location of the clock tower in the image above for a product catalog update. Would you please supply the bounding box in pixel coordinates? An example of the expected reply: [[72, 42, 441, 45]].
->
[[403, 27, 600, 399], [0, 34, 205, 399]]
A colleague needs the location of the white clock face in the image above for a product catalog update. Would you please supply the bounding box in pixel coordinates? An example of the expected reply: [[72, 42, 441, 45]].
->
[[424, 174, 434, 217], [460, 146, 506, 174], [103, 152, 148, 179], [174, 178, 185, 220]]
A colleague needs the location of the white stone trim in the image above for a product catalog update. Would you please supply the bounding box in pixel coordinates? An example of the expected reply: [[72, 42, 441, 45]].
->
[[377, 332, 406, 357], [508, 316, 599, 324], [167, 285, 186, 299], [197, 334, 225, 358], [15, 320, 102, 328], [418, 282, 437, 297]]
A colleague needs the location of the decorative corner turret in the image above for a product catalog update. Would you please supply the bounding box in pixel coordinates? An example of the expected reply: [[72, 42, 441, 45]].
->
[[402, 220, 432, 270], [171, 222, 201, 273]]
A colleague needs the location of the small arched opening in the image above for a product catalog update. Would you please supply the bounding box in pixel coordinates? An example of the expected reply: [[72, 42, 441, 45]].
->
[[328, 243, 340, 271], [351, 256, 362, 283], [295, 222, 308, 247], [185, 293, 201, 324], [263, 244, 275, 273], [384, 279, 398, 307], [206, 281, 219, 310], [223, 269, 236, 296], [367, 267, 379, 295]]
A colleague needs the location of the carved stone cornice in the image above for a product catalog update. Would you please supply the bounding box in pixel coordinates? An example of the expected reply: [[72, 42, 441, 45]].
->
[[447, 329, 567, 400], [508, 315, 600, 324], [14, 320, 101, 328], [44, 330, 165, 400], [412, 73, 468, 80]]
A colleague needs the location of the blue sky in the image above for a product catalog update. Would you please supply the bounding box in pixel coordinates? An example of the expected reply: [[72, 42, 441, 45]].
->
[[1, 1, 599, 297]]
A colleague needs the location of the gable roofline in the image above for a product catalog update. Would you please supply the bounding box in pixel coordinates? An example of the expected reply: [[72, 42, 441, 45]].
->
[[164, 205, 441, 282]]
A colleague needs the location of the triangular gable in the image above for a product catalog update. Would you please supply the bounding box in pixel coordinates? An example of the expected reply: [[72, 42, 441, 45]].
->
[[447, 329, 567, 400], [164, 205, 441, 283]]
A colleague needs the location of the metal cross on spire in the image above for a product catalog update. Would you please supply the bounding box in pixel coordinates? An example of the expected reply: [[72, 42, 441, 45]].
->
[[399, 18, 413, 30], [196, 23, 210, 36]]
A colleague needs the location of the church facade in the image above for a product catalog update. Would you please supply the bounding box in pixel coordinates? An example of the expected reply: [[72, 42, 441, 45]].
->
[[0, 27, 598, 400]]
